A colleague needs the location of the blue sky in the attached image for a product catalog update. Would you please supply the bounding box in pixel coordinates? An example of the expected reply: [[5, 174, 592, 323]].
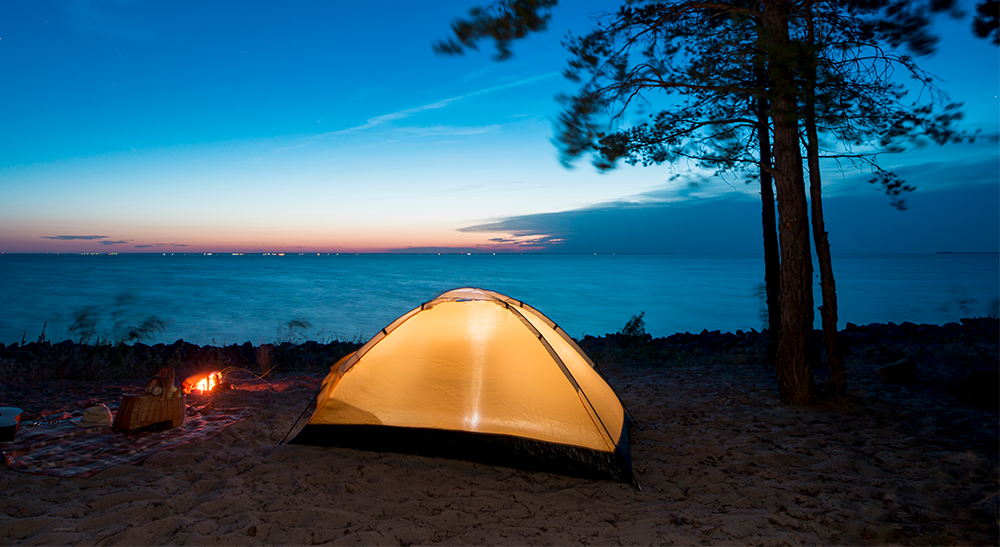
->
[[1, 0, 997, 254]]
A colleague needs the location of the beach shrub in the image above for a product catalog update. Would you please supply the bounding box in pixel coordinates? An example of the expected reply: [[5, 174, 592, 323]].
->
[[119, 316, 168, 344], [65, 295, 169, 345], [69, 306, 99, 344], [276, 318, 312, 344], [621, 312, 646, 339]]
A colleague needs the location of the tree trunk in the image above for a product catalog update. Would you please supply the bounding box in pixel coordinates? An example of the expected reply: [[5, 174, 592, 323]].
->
[[803, 0, 846, 395], [755, 16, 781, 365], [764, 0, 815, 404]]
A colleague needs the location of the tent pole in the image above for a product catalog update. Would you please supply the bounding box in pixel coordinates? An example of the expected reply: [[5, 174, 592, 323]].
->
[[278, 388, 321, 445]]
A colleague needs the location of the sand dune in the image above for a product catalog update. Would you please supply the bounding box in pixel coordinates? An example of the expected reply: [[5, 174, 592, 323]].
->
[[1, 361, 997, 545]]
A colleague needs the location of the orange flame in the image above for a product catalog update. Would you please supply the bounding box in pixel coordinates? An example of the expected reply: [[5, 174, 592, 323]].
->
[[183, 371, 223, 394]]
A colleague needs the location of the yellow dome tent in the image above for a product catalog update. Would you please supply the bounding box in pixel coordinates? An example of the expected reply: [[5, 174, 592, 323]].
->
[[291, 288, 633, 482]]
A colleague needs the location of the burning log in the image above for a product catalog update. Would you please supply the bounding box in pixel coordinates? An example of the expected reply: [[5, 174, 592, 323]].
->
[[182, 371, 234, 394]]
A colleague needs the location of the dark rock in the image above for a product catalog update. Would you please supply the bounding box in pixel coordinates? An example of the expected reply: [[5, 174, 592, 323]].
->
[[955, 369, 1000, 407], [240, 341, 255, 363], [878, 358, 918, 384], [302, 340, 320, 352]]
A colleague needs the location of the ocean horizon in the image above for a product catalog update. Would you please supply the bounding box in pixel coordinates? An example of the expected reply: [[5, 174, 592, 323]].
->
[[2, 252, 997, 347]]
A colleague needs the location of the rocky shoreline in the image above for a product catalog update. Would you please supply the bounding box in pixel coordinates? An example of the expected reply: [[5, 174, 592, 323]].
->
[[2, 317, 996, 385], [579, 316, 999, 409], [580, 316, 998, 357], [0, 337, 361, 383]]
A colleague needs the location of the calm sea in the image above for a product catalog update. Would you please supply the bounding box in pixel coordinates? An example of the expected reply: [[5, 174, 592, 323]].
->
[[1, 253, 997, 346]]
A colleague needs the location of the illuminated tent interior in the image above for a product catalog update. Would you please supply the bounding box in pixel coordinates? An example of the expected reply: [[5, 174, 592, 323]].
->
[[291, 288, 633, 482]]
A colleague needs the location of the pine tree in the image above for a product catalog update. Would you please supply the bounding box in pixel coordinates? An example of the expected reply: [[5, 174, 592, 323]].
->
[[437, 0, 973, 403]]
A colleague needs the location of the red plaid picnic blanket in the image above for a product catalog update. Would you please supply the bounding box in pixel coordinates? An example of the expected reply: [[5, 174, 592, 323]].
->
[[1, 407, 253, 478]]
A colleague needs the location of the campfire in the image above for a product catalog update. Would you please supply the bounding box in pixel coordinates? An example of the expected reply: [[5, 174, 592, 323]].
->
[[183, 371, 228, 394]]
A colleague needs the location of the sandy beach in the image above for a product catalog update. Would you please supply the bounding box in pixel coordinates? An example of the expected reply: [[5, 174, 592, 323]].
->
[[1, 344, 997, 546]]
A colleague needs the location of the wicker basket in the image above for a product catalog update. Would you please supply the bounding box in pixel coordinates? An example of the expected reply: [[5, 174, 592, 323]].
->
[[113, 367, 186, 431]]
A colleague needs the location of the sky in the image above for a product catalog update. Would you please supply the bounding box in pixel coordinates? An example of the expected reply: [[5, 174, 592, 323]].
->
[[1, 0, 998, 254]]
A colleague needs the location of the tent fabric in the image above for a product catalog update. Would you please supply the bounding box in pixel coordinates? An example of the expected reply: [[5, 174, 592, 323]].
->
[[291, 288, 633, 482]]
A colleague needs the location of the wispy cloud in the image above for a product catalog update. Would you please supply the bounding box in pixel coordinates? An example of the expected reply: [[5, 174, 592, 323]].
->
[[265, 73, 558, 157], [325, 99, 456, 135], [41, 235, 109, 240], [322, 73, 559, 137], [136, 243, 189, 248], [99, 240, 129, 246], [407, 124, 501, 138], [485, 234, 565, 249]]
